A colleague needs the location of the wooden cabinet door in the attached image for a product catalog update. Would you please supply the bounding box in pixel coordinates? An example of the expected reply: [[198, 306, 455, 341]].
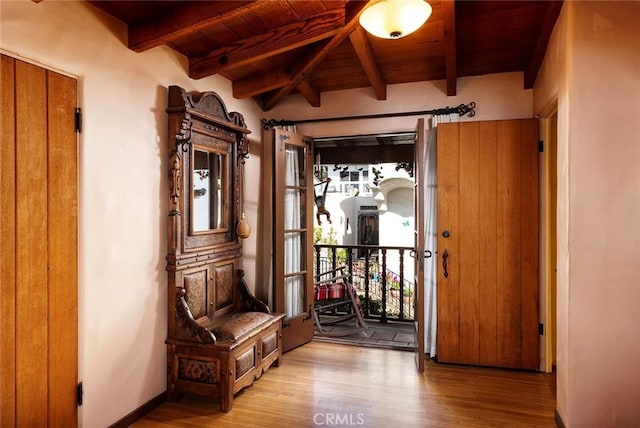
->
[[436, 119, 539, 369], [273, 128, 315, 352]]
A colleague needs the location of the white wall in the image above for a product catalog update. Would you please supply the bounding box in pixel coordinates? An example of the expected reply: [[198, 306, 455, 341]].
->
[[1, 1, 264, 426], [268, 71, 533, 137], [317, 195, 377, 246], [380, 188, 414, 245], [379, 187, 415, 280], [534, 2, 640, 426]]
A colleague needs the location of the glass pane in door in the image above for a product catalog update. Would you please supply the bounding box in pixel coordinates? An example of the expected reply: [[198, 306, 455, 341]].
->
[[285, 274, 306, 317], [284, 189, 306, 229], [285, 145, 307, 186], [284, 231, 306, 317], [285, 231, 307, 274]]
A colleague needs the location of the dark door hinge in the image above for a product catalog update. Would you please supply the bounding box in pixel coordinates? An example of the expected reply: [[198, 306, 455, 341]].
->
[[75, 107, 82, 133], [538, 323, 544, 335], [77, 382, 83, 406], [538, 140, 544, 152]]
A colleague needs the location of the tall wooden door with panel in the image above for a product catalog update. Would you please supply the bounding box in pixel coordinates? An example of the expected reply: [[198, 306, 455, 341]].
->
[[1, 55, 78, 427], [436, 119, 539, 370], [165, 86, 284, 412]]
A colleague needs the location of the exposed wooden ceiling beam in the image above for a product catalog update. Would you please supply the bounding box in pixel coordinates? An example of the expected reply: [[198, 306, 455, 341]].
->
[[376, 136, 392, 146], [297, 78, 321, 107], [317, 144, 413, 164], [524, 1, 564, 89], [128, 1, 270, 53], [442, 0, 457, 96], [189, 9, 346, 79], [233, 70, 291, 99], [349, 26, 387, 100], [261, 1, 373, 111], [334, 140, 346, 149]]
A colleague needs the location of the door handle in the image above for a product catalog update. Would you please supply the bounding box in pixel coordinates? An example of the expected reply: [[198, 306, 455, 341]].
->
[[410, 249, 433, 259], [442, 249, 449, 278]]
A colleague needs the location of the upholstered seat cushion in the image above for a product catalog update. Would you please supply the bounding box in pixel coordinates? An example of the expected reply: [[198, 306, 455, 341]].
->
[[208, 312, 276, 341]]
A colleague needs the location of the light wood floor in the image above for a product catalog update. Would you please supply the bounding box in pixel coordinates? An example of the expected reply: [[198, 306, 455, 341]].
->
[[134, 341, 556, 428]]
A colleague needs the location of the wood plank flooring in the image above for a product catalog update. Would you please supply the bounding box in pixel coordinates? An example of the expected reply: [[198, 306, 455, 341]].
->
[[133, 341, 556, 428]]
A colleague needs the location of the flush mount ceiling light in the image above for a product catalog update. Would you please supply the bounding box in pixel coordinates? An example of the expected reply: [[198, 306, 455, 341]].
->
[[359, 0, 433, 39]]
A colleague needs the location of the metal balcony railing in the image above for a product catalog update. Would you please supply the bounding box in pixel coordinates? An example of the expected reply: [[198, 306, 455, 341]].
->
[[313, 244, 416, 323]]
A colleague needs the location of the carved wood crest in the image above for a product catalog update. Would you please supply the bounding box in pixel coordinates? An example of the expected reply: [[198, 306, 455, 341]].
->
[[166, 85, 250, 255]]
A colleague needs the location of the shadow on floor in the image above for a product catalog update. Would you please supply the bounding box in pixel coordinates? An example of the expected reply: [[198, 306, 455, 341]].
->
[[313, 317, 416, 351]]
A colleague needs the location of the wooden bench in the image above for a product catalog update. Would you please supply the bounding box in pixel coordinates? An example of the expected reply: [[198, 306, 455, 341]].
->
[[166, 269, 283, 412], [165, 85, 283, 411]]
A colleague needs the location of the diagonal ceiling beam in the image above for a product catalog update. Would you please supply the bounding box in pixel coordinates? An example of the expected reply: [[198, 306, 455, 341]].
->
[[349, 26, 387, 100], [233, 70, 291, 99], [232, 69, 288, 100], [524, 0, 564, 89], [442, 0, 457, 96], [128, 1, 271, 53], [189, 9, 346, 79], [261, 0, 374, 111], [297, 78, 321, 107]]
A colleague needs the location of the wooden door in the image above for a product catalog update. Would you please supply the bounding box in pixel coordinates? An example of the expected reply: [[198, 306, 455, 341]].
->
[[547, 111, 558, 371], [413, 118, 426, 373], [436, 119, 539, 369], [273, 128, 315, 352], [0, 55, 78, 426]]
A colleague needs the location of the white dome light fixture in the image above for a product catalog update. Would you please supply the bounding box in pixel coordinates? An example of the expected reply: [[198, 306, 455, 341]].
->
[[359, 0, 433, 39]]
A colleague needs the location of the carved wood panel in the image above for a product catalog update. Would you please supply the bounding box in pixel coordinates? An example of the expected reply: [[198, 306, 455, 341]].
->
[[262, 331, 279, 358], [215, 263, 234, 311], [235, 347, 255, 380], [184, 269, 208, 320], [178, 357, 219, 384]]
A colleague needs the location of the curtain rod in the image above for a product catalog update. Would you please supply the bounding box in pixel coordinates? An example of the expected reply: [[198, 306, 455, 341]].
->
[[261, 102, 476, 130]]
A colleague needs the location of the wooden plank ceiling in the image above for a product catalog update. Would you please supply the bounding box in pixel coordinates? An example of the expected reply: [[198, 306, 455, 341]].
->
[[87, 0, 563, 111]]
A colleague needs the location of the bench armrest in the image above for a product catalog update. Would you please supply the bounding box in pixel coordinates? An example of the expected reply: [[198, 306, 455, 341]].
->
[[237, 269, 270, 314], [175, 288, 217, 343]]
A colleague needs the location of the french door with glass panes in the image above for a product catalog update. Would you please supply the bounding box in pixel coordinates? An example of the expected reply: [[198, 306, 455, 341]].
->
[[273, 128, 315, 352]]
